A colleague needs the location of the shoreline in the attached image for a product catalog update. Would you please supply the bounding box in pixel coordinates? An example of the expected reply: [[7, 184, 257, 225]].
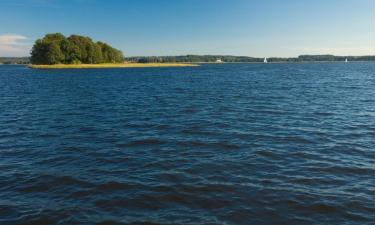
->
[[7, 61, 374, 68], [29, 63, 199, 69]]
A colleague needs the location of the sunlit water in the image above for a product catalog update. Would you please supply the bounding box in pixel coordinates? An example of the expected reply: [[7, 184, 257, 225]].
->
[[0, 63, 374, 225]]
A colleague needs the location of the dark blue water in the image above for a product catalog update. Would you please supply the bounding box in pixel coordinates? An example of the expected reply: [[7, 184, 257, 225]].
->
[[0, 63, 374, 225]]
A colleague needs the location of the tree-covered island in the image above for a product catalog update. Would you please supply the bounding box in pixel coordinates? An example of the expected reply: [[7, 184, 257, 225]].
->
[[27, 33, 375, 68], [29, 33, 198, 68], [31, 33, 124, 65]]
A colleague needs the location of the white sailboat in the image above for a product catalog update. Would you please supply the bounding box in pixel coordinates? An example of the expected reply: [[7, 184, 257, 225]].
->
[[345, 58, 348, 63], [264, 57, 268, 63]]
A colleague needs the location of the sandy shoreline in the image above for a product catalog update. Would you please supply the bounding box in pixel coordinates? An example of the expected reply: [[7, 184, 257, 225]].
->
[[29, 63, 199, 69]]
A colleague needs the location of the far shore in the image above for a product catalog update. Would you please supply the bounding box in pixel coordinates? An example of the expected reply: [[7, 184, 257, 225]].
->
[[29, 63, 199, 69]]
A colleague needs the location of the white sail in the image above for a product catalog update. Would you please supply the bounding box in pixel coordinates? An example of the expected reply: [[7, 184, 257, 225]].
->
[[264, 57, 268, 63], [345, 58, 348, 63]]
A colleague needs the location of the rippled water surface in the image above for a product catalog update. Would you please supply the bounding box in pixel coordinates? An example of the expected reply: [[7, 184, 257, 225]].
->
[[0, 63, 374, 224]]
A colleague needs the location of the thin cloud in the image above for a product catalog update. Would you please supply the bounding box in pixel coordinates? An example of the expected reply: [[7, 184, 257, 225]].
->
[[0, 34, 27, 45], [0, 34, 31, 57]]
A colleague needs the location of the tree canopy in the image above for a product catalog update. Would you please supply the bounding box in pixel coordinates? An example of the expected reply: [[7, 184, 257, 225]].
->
[[30, 33, 124, 65]]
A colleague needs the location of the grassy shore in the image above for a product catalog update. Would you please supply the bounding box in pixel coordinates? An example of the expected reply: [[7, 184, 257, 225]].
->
[[29, 63, 199, 69]]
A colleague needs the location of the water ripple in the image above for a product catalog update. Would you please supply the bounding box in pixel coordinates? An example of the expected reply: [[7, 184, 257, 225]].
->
[[0, 63, 375, 224]]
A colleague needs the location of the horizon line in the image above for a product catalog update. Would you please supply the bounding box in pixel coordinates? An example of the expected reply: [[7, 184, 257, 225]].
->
[[2, 53, 375, 58]]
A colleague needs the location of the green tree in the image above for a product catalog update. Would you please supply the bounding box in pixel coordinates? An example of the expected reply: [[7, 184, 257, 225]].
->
[[30, 39, 47, 64], [31, 33, 124, 65], [61, 39, 81, 64], [45, 42, 64, 64]]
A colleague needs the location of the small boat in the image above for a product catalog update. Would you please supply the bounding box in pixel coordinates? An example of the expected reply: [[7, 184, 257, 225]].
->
[[345, 58, 348, 63], [264, 57, 268, 63]]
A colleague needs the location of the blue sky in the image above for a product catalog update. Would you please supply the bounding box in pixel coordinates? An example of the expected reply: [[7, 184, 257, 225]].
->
[[1, 0, 375, 57]]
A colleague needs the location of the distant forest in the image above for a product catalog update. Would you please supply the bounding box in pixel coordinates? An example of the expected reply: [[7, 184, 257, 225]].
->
[[4, 54, 375, 65], [30, 33, 124, 65], [127, 55, 375, 63], [0, 57, 29, 64]]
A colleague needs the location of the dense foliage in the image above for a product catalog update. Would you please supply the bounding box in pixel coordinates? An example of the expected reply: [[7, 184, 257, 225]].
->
[[30, 33, 124, 65]]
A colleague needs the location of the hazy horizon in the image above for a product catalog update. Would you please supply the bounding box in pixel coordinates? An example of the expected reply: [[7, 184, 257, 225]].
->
[[1, 0, 375, 57]]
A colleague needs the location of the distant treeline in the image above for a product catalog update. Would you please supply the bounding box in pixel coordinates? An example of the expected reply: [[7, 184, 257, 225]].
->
[[4, 54, 375, 65], [127, 54, 375, 63], [127, 55, 263, 63], [30, 33, 124, 65], [0, 57, 29, 64]]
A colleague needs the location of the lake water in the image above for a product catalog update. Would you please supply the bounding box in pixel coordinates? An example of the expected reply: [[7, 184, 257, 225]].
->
[[0, 63, 374, 224]]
